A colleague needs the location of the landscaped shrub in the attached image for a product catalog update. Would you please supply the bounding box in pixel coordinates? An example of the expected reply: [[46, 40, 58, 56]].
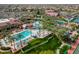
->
[[59, 45, 70, 54], [1, 47, 10, 50]]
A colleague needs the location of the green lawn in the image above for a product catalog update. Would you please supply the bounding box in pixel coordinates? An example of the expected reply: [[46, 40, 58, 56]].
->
[[22, 35, 62, 54]]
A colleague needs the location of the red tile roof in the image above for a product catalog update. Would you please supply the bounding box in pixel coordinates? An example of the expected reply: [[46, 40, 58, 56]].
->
[[0, 18, 22, 30]]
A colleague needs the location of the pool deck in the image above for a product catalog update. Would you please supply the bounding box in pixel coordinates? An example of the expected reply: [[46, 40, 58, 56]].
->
[[31, 29, 51, 38], [12, 29, 51, 38], [1, 29, 51, 53]]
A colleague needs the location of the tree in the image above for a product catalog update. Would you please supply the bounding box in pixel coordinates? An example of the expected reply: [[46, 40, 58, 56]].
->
[[41, 15, 68, 44], [59, 45, 70, 54]]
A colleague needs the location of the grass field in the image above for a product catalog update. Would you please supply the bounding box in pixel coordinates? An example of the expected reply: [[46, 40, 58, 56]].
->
[[22, 35, 62, 54]]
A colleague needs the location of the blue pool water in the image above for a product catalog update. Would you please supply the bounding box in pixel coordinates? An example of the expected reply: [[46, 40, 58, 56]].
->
[[12, 30, 32, 42], [73, 18, 79, 23]]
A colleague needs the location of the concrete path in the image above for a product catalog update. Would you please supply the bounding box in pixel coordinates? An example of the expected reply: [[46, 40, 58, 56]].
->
[[56, 43, 68, 54], [23, 36, 52, 53]]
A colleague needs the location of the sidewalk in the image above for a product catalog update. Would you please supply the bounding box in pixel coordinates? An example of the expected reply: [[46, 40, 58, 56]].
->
[[68, 38, 79, 54]]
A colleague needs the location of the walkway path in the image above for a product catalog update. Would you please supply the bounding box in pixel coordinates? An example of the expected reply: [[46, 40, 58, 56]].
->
[[68, 38, 79, 54], [23, 36, 52, 53], [56, 42, 68, 54]]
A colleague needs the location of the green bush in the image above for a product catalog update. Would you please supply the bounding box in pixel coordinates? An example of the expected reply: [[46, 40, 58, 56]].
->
[[59, 45, 70, 54], [1, 47, 10, 50]]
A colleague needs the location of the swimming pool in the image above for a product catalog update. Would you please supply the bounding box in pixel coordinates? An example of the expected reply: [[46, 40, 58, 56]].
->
[[12, 30, 32, 42]]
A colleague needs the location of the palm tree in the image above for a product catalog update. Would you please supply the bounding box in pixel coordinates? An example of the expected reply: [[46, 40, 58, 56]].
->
[[41, 15, 68, 44]]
